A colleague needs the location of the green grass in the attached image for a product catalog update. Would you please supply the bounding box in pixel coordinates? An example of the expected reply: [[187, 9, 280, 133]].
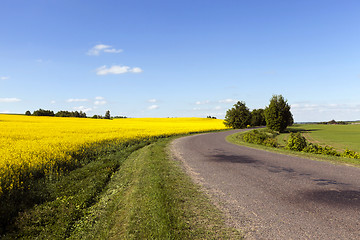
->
[[1, 140, 151, 239], [288, 124, 360, 152], [2, 136, 242, 239], [227, 128, 360, 167], [69, 137, 242, 239]]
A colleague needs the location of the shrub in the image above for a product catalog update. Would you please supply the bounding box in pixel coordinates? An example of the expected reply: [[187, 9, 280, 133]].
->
[[302, 143, 321, 154], [243, 130, 268, 144], [243, 130, 278, 147], [243, 130, 358, 160], [302, 143, 340, 156], [263, 138, 278, 147], [286, 132, 307, 151], [321, 146, 340, 156], [342, 149, 360, 159]]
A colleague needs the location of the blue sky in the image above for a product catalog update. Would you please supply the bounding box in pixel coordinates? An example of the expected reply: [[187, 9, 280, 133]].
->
[[1, 0, 360, 122]]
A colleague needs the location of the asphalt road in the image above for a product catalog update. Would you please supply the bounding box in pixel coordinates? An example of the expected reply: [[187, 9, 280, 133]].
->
[[171, 129, 360, 239]]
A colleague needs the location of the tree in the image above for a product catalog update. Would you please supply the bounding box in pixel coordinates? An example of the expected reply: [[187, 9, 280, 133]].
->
[[33, 109, 55, 117], [264, 95, 293, 132], [92, 115, 102, 119], [250, 109, 266, 126], [104, 110, 111, 119], [79, 111, 87, 118], [25, 110, 31, 116], [224, 101, 251, 129], [55, 111, 72, 117], [55, 110, 87, 118]]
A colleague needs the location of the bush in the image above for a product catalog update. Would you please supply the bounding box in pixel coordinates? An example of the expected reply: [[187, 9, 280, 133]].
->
[[342, 149, 360, 159], [286, 132, 307, 151], [243, 130, 358, 160], [302, 143, 321, 154], [263, 138, 278, 147], [321, 146, 340, 156], [302, 142, 340, 156], [243, 130, 268, 144], [243, 130, 278, 147]]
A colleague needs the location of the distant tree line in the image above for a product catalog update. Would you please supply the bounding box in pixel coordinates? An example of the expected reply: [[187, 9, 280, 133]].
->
[[91, 110, 120, 119], [224, 94, 293, 132], [317, 119, 349, 125], [26, 109, 87, 118], [25, 109, 123, 119], [56, 110, 87, 118], [206, 116, 217, 119]]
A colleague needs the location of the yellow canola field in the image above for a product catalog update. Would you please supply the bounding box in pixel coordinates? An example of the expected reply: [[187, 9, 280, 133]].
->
[[0, 114, 227, 194]]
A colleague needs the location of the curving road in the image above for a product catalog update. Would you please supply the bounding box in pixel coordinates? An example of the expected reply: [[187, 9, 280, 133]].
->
[[171, 129, 360, 239]]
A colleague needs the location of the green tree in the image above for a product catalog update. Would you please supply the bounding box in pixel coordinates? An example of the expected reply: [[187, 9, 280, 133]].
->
[[55, 111, 72, 117], [33, 109, 55, 117], [250, 109, 266, 126], [224, 101, 251, 129], [264, 95, 293, 132], [25, 110, 31, 116], [104, 110, 111, 119]]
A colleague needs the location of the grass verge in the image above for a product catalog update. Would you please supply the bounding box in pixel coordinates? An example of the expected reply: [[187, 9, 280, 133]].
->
[[1, 140, 151, 239], [68, 136, 242, 239], [2, 136, 242, 239], [227, 129, 360, 168]]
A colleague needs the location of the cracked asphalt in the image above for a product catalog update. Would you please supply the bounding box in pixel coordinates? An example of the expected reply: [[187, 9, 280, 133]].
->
[[171, 129, 360, 239]]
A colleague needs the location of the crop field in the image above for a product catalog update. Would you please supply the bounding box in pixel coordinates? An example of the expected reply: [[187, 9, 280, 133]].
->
[[0, 114, 227, 195], [289, 124, 360, 152]]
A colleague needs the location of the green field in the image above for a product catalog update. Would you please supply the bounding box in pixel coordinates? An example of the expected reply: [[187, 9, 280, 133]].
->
[[287, 124, 360, 152], [227, 123, 360, 167]]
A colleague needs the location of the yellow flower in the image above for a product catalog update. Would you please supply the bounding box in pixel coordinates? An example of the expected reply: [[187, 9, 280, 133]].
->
[[0, 115, 227, 194]]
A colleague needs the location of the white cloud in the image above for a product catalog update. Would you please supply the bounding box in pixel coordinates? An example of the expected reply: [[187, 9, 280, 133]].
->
[[96, 65, 143, 75], [148, 99, 157, 103], [214, 106, 222, 110], [0, 76, 9, 80], [50, 100, 56, 104], [0, 110, 11, 113], [87, 44, 123, 56], [94, 100, 107, 105], [130, 67, 143, 73], [73, 106, 92, 112], [0, 98, 21, 103], [67, 98, 89, 103], [92, 96, 107, 106], [103, 48, 123, 53], [148, 105, 159, 110], [219, 99, 236, 104], [291, 102, 360, 122]]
